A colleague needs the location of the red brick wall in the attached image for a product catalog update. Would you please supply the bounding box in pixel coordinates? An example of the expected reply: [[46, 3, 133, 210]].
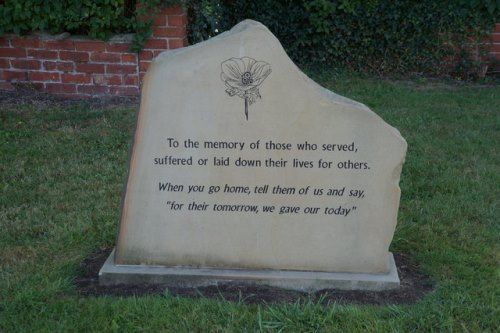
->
[[490, 23, 500, 72], [0, 4, 187, 97]]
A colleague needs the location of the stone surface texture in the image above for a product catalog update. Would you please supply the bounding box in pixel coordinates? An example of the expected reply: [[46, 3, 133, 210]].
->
[[113, 20, 407, 276]]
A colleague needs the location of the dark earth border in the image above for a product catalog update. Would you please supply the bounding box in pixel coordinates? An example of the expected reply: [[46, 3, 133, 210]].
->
[[76, 248, 433, 305]]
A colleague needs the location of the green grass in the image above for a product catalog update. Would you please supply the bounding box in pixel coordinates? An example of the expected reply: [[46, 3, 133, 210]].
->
[[1, 74, 499, 332]]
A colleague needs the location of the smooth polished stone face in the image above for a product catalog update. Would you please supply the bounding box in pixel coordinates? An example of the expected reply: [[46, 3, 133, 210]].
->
[[114, 20, 407, 273]]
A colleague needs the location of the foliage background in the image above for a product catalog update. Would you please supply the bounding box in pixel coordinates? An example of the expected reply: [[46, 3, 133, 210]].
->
[[0, 0, 181, 52], [0, 0, 132, 39], [187, 0, 500, 78], [0, 0, 498, 78]]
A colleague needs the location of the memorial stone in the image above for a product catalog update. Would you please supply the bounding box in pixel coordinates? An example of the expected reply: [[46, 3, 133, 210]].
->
[[99, 20, 407, 291]]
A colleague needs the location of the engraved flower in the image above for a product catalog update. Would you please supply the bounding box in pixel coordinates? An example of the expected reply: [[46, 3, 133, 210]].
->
[[221, 57, 271, 120]]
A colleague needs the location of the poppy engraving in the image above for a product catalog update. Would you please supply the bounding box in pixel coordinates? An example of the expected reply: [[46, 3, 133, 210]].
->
[[221, 57, 272, 120]]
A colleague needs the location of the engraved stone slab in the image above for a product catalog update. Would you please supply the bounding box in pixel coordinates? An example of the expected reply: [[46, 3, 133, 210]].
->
[[102, 20, 407, 289]]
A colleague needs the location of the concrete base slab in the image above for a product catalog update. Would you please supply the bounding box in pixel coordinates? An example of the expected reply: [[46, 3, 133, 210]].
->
[[99, 249, 400, 292]]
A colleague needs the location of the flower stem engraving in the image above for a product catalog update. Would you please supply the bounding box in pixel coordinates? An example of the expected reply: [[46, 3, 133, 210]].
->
[[244, 93, 249, 120], [221, 57, 271, 120]]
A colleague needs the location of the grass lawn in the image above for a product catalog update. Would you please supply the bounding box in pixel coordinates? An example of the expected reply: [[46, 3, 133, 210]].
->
[[0, 73, 498, 332]]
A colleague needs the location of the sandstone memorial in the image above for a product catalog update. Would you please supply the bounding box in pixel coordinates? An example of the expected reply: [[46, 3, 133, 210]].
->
[[99, 20, 408, 291]]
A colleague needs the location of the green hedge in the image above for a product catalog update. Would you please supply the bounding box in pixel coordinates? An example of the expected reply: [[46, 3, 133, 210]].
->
[[1, 0, 498, 77], [188, 0, 499, 78], [0, 0, 131, 39], [0, 0, 181, 51]]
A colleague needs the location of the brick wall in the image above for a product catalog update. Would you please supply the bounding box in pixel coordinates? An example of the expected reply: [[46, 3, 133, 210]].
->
[[490, 23, 500, 72], [0, 5, 187, 98]]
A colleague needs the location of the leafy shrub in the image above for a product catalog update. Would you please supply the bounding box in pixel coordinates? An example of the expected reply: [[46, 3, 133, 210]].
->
[[1, 0, 498, 78], [0, 0, 131, 39], [0, 0, 181, 51], [187, 0, 499, 78]]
